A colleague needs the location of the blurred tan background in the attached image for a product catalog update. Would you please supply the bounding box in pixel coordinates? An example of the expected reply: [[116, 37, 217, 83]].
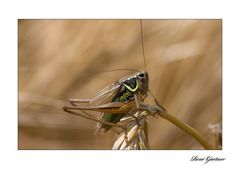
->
[[18, 19, 222, 150]]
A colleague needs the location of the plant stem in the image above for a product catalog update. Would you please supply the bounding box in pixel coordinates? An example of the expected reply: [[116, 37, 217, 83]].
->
[[158, 110, 213, 150]]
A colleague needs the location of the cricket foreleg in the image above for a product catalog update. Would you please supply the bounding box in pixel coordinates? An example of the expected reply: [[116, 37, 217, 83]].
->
[[148, 89, 166, 112], [132, 93, 144, 125]]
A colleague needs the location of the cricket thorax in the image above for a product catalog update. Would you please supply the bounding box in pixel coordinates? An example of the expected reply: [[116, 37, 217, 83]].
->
[[112, 72, 148, 103]]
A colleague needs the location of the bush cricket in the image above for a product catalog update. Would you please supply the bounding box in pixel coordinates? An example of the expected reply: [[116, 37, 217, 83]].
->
[[62, 20, 214, 150]]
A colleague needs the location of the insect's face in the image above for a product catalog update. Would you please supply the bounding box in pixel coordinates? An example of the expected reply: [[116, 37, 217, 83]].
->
[[120, 71, 149, 95], [136, 71, 149, 95]]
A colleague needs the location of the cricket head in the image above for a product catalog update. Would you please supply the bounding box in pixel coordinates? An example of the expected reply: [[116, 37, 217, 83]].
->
[[136, 71, 149, 95], [121, 71, 149, 97]]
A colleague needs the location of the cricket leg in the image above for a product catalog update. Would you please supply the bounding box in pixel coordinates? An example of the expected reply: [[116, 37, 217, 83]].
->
[[63, 106, 126, 130], [64, 102, 132, 114], [122, 93, 154, 125], [123, 96, 160, 118], [148, 89, 166, 112], [128, 93, 144, 126]]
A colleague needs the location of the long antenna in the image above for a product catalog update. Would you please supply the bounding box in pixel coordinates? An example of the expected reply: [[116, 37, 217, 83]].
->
[[140, 19, 147, 71]]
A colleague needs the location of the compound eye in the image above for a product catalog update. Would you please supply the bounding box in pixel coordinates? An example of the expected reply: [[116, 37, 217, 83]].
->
[[139, 73, 144, 77]]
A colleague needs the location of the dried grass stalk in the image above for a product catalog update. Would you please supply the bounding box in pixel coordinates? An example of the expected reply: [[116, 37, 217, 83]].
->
[[112, 111, 149, 150]]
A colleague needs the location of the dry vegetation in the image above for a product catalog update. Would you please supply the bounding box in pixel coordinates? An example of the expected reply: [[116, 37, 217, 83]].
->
[[18, 19, 222, 149]]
